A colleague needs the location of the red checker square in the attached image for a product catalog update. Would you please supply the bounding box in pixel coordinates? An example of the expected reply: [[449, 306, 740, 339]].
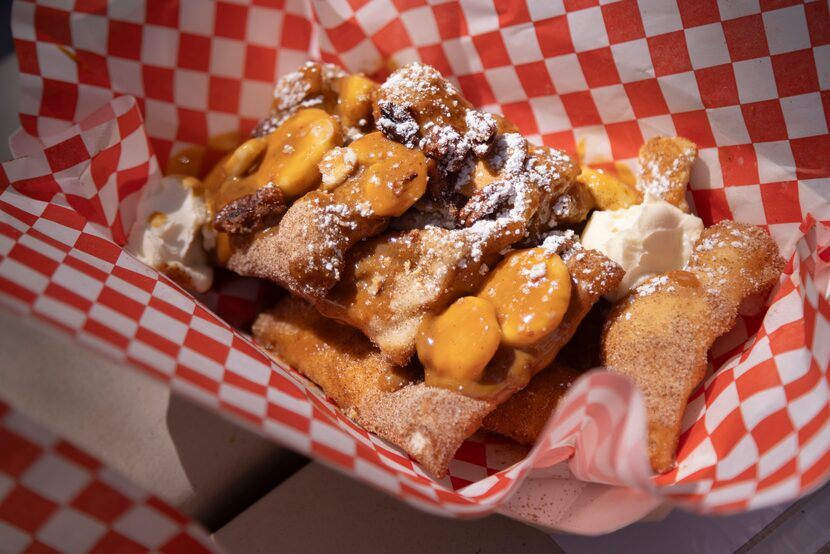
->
[[432, 3, 467, 40], [495, 0, 531, 27], [796, 404, 827, 444], [560, 91, 602, 127], [606, 121, 644, 160], [691, 188, 733, 224], [184, 329, 229, 363], [177, 33, 211, 72], [14, 39, 39, 75], [214, 2, 248, 40], [116, 162, 151, 201], [84, 319, 129, 349], [71, 481, 131, 523], [145, 0, 179, 27], [515, 61, 555, 97], [695, 64, 739, 108], [543, 130, 577, 158], [208, 76, 240, 113], [176, 108, 208, 144], [709, 410, 748, 458], [741, 100, 787, 143], [160, 533, 208, 554], [672, 110, 716, 149], [392, 0, 427, 10], [678, 0, 720, 28], [41, 78, 78, 121], [791, 135, 830, 179], [760, 181, 802, 224], [457, 73, 496, 106], [564, 0, 598, 10], [311, 440, 354, 470], [107, 20, 142, 59], [802, 444, 830, 490], [74, 233, 123, 264], [55, 441, 99, 471], [147, 496, 189, 524], [41, 203, 86, 231], [472, 31, 511, 69], [758, 457, 797, 489], [648, 31, 693, 77], [281, 14, 312, 50], [76, 51, 110, 88], [74, 0, 108, 14], [11, 243, 58, 277], [328, 18, 365, 53], [418, 45, 453, 77], [601, 0, 644, 44], [45, 135, 89, 173], [35, 6, 71, 45], [722, 15, 769, 62], [0, 429, 41, 477], [806, 1, 830, 46], [535, 15, 574, 58], [501, 101, 538, 135], [735, 359, 781, 399], [760, 0, 802, 10], [770, 321, 810, 356], [0, 487, 57, 533], [719, 144, 759, 186], [117, 105, 142, 138], [625, 80, 669, 118], [22, 541, 61, 554], [141, 65, 174, 102], [771, 49, 820, 98], [373, 19, 411, 58], [577, 47, 620, 88], [44, 283, 91, 313], [176, 365, 221, 394], [90, 531, 145, 554]]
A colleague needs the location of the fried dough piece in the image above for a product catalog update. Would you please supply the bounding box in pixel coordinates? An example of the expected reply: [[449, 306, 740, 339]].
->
[[227, 132, 428, 299], [602, 221, 784, 472], [637, 136, 697, 212], [482, 363, 582, 445], [253, 296, 495, 477]]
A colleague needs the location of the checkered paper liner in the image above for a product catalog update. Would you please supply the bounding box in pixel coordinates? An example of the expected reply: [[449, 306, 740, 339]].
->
[[0, 401, 216, 553], [2, 0, 829, 534]]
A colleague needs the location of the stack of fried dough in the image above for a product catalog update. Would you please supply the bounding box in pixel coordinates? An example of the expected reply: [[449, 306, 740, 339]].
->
[[192, 62, 783, 477]]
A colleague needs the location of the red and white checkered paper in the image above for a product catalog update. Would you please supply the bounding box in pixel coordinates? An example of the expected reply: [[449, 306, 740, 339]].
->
[[3, 0, 830, 534], [0, 400, 215, 553]]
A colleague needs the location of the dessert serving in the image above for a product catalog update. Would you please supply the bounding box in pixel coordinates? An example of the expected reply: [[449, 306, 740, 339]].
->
[[128, 62, 784, 478]]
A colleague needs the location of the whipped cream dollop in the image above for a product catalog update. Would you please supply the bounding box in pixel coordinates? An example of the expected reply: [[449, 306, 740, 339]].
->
[[127, 175, 214, 292], [581, 195, 703, 301]]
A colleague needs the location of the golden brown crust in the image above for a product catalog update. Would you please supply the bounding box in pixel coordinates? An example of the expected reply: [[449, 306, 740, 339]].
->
[[602, 221, 784, 472], [636, 136, 697, 212], [482, 363, 582, 445]]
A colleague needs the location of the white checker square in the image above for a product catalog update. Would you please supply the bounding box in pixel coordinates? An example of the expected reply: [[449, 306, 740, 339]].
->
[[128, 340, 176, 376], [502, 24, 544, 65], [10, 2, 35, 41], [755, 141, 796, 184], [142, 99, 177, 141], [355, 0, 398, 35], [716, 0, 760, 21], [51, 264, 102, 300], [206, 112, 241, 141], [443, 37, 484, 76], [151, 280, 195, 314], [715, 434, 758, 481], [239, 80, 274, 119], [173, 70, 209, 111], [484, 67, 526, 104], [777, 348, 813, 387], [21, 454, 91, 504], [0, 258, 50, 296], [310, 420, 357, 456], [758, 433, 798, 478], [245, 7, 283, 47], [781, 93, 828, 140], [312, 0, 351, 28], [638, 114, 677, 141], [114, 505, 180, 548], [139, 306, 189, 343], [657, 72, 704, 113], [19, 234, 65, 263], [691, 147, 723, 189], [391, 47, 420, 67], [225, 349, 271, 386], [337, 39, 382, 75], [4, 411, 56, 448], [566, 8, 608, 52], [798, 418, 830, 470], [733, 58, 778, 104], [284, 0, 313, 17], [74, 85, 116, 124], [527, 0, 565, 21], [88, 303, 138, 338], [179, 0, 215, 34], [141, 25, 179, 68], [799, 178, 830, 230], [263, 419, 311, 454], [749, 476, 800, 509], [812, 310, 830, 371], [707, 481, 757, 507], [277, 49, 311, 78], [704, 381, 740, 432], [529, 96, 570, 134], [545, 54, 588, 94], [209, 38, 246, 79], [763, 5, 810, 55], [401, 7, 441, 46], [611, 39, 654, 83], [461, 0, 499, 35], [179, 346, 225, 381], [707, 106, 750, 146], [37, 508, 106, 553], [32, 296, 85, 329], [69, 13, 109, 54], [219, 383, 267, 417], [591, 85, 635, 123], [740, 387, 788, 430], [104, 272, 152, 305], [735, 335, 772, 378], [35, 41, 78, 82], [725, 184, 765, 225], [107, 58, 144, 97], [108, 0, 145, 22], [685, 24, 730, 69], [0, 520, 31, 553], [815, 45, 830, 90], [638, 0, 683, 35], [573, 125, 611, 164], [355, 458, 400, 495]]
